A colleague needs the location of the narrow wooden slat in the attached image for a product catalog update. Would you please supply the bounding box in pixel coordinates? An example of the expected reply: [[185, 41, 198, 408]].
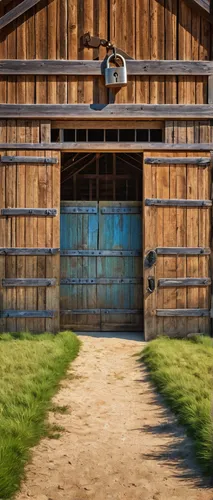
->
[[156, 247, 211, 255], [208, 74, 213, 103], [0, 208, 57, 216], [145, 157, 210, 165], [0, 248, 60, 255], [1, 59, 213, 75], [0, 310, 55, 318], [2, 142, 213, 151], [0, 0, 43, 30], [1, 104, 213, 119], [156, 308, 210, 316], [0, 156, 58, 164], [145, 198, 212, 207], [2, 278, 56, 287], [158, 278, 211, 287]]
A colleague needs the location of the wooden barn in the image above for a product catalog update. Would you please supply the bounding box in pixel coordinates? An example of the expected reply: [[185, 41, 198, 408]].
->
[[0, 0, 212, 339]]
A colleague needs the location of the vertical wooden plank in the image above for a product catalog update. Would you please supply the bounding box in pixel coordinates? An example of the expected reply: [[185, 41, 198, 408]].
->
[[0, 125, 6, 331], [136, 0, 150, 104], [186, 155, 199, 334], [83, 0, 94, 104], [0, 2, 7, 105], [67, 0, 78, 104], [176, 154, 187, 335], [110, 0, 135, 103], [143, 153, 157, 340], [46, 152, 60, 332], [26, 0, 35, 104], [35, 0, 48, 105], [25, 124, 39, 332], [150, 0, 165, 105], [47, 0, 57, 105], [93, 0, 108, 103], [16, 9, 27, 332], [57, 0, 68, 105], [163, 159, 177, 335], [165, 0, 177, 105], [197, 151, 210, 333]]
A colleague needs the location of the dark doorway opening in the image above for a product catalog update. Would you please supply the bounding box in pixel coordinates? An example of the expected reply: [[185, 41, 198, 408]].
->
[[61, 153, 142, 202]]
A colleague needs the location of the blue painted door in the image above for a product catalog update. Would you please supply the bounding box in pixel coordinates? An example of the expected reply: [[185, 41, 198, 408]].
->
[[60, 201, 142, 331]]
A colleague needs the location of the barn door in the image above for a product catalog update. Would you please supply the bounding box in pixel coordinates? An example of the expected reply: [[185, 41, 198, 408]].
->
[[0, 151, 60, 333], [143, 152, 212, 340]]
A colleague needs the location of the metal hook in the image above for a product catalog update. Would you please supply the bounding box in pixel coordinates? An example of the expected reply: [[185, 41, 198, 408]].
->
[[113, 46, 117, 61]]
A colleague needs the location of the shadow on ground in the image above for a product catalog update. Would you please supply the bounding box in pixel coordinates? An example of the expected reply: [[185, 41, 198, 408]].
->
[[76, 331, 144, 342], [135, 362, 212, 490]]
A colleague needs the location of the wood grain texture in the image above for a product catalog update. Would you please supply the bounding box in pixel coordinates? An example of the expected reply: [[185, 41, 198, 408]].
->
[[1, 104, 213, 119], [1, 142, 213, 151], [0, 0, 42, 31]]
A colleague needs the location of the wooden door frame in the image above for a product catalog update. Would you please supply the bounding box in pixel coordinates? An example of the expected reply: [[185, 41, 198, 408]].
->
[[59, 147, 145, 333]]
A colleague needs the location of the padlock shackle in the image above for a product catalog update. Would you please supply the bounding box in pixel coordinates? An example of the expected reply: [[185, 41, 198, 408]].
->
[[106, 53, 126, 68]]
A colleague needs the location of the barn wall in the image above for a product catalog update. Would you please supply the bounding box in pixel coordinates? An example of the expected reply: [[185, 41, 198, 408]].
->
[[0, 0, 211, 141]]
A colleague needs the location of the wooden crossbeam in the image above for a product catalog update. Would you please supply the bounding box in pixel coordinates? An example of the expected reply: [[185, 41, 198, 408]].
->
[[0, 310, 55, 318], [0, 247, 60, 255], [2, 278, 56, 287], [145, 198, 212, 207], [0, 156, 58, 164], [1, 59, 213, 75], [0, 208, 57, 216], [158, 278, 211, 287], [156, 309, 210, 316], [0, 0, 42, 31], [1, 104, 213, 119], [144, 157, 210, 165], [1, 142, 213, 151], [156, 247, 211, 255]]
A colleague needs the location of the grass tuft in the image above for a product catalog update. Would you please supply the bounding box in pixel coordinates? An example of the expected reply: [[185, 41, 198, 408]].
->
[[141, 335, 213, 475], [0, 331, 80, 499]]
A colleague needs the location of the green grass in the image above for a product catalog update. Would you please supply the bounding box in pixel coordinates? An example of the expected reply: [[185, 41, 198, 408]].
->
[[141, 335, 213, 475], [0, 331, 80, 499]]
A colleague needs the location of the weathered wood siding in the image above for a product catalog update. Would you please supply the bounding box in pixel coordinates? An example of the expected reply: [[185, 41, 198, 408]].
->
[[0, 150, 60, 332], [143, 152, 211, 340]]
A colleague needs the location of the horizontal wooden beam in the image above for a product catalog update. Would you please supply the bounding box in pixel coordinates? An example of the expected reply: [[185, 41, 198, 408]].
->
[[1, 104, 213, 119], [2, 279, 56, 287], [156, 247, 211, 255], [0, 156, 58, 164], [1, 142, 213, 151], [156, 308, 210, 316], [0, 0, 42, 31], [0, 208, 57, 216], [0, 310, 55, 318], [1, 59, 213, 75], [145, 157, 210, 165], [60, 309, 143, 315], [145, 198, 212, 207], [0, 247, 60, 255], [158, 278, 211, 287]]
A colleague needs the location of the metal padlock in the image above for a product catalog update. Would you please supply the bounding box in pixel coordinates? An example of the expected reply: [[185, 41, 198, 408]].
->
[[105, 53, 127, 88]]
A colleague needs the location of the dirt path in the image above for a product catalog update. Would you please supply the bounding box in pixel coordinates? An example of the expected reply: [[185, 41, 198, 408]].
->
[[17, 334, 212, 500]]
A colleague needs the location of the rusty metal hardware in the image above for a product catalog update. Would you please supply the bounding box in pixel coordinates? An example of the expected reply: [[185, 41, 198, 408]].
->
[[147, 276, 155, 293], [101, 207, 141, 214], [144, 250, 157, 269], [61, 278, 143, 285], [61, 250, 142, 256], [82, 32, 133, 60]]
